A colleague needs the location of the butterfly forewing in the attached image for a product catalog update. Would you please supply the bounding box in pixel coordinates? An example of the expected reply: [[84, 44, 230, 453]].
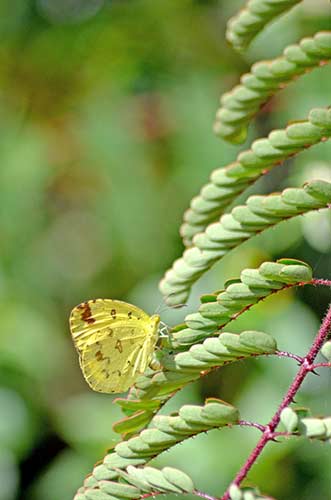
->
[[70, 299, 151, 352]]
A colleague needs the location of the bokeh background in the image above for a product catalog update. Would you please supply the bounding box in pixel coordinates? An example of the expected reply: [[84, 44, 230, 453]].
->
[[0, 1, 330, 499]]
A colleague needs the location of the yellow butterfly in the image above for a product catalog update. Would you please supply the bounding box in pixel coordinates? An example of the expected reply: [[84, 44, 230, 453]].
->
[[69, 299, 160, 393]]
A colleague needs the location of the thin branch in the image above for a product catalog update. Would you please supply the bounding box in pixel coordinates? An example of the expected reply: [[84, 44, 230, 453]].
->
[[142, 490, 217, 500], [312, 278, 331, 287], [194, 490, 219, 500], [275, 351, 304, 364], [141, 493, 162, 499], [309, 362, 331, 370], [238, 420, 266, 433], [271, 431, 299, 439], [221, 302, 331, 500]]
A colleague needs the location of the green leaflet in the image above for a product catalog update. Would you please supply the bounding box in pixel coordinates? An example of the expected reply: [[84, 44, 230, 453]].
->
[[120, 466, 154, 492], [112, 398, 163, 436], [74, 494, 87, 500], [114, 398, 161, 412], [215, 32, 331, 142], [84, 478, 99, 488], [161, 180, 322, 306], [92, 465, 118, 482], [200, 401, 239, 425], [280, 407, 299, 433], [118, 466, 194, 495], [162, 467, 195, 493], [131, 329, 278, 406], [234, 331, 277, 354], [78, 401, 236, 498], [140, 467, 183, 493], [108, 260, 309, 447], [229, 484, 274, 500], [281, 407, 331, 442], [103, 453, 145, 470], [168, 259, 312, 348], [110, 261, 309, 451], [321, 341, 331, 361], [181, 108, 331, 246], [140, 428, 178, 448], [298, 419, 326, 439], [98, 481, 140, 498], [84, 491, 116, 500], [226, 0, 303, 51], [112, 410, 154, 435], [75, 2, 330, 498]]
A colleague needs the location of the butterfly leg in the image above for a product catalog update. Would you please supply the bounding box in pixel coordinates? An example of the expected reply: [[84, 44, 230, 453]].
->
[[159, 321, 169, 338], [158, 321, 176, 349]]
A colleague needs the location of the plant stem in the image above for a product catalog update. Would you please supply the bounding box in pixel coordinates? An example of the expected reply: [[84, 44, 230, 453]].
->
[[275, 350, 303, 363], [238, 420, 266, 432], [221, 302, 331, 500], [194, 490, 219, 500], [313, 278, 331, 287], [310, 362, 331, 370]]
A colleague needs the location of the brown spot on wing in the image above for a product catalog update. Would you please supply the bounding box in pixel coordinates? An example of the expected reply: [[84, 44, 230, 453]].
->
[[115, 339, 123, 353], [101, 369, 110, 378], [95, 350, 103, 361], [95, 350, 110, 363], [128, 311, 132, 319], [79, 302, 95, 324], [111, 309, 116, 319]]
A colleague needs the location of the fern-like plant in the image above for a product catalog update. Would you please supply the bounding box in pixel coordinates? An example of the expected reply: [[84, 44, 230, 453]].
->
[[75, 2, 331, 500]]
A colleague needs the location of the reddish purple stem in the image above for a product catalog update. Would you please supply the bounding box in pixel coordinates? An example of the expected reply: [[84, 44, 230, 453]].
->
[[221, 302, 331, 500], [238, 420, 266, 432], [310, 362, 331, 370], [275, 350, 303, 363], [194, 490, 219, 500], [313, 278, 331, 287]]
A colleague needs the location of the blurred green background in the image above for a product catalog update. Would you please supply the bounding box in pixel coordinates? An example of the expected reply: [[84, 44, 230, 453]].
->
[[0, 1, 330, 499]]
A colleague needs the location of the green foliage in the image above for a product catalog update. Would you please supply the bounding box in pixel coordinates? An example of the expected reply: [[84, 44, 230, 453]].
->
[[215, 32, 331, 143], [72, 1, 331, 498], [161, 180, 329, 305], [229, 484, 274, 500], [74, 0, 330, 497], [321, 340, 331, 361], [226, 0, 303, 50], [0, 2, 330, 500], [170, 259, 312, 347], [75, 399, 238, 498], [281, 407, 331, 442], [180, 108, 331, 246], [75, 256, 328, 498], [77, 466, 194, 499]]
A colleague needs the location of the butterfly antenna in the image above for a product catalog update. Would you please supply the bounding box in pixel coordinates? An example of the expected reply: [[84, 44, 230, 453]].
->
[[156, 299, 188, 316], [154, 295, 168, 315], [154, 292, 189, 315]]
